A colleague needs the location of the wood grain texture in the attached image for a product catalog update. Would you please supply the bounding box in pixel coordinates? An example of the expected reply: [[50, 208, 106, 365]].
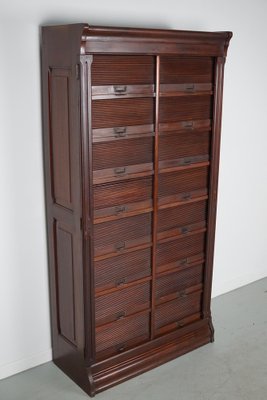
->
[[41, 23, 231, 397]]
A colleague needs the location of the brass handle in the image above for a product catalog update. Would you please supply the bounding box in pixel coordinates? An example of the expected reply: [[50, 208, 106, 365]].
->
[[114, 127, 127, 137], [115, 277, 126, 287], [177, 290, 187, 298], [183, 121, 194, 129], [116, 311, 126, 320], [115, 205, 126, 215], [180, 258, 188, 266], [176, 321, 185, 328], [115, 241, 125, 251], [181, 193, 191, 201], [185, 84, 195, 92], [114, 85, 127, 94], [114, 167, 126, 175], [182, 158, 192, 165], [181, 227, 189, 234], [117, 344, 126, 352]]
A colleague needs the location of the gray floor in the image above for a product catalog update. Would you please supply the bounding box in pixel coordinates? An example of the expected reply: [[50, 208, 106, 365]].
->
[[1, 278, 267, 400]]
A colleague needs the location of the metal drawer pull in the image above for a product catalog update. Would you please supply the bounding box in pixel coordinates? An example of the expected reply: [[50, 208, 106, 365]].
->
[[115, 205, 126, 214], [181, 227, 189, 234], [116, 311, 126, 320], [185, 84, 195, 91], [115, 241, 125, 251], [114, 167, 126, 175], [182, 158, 192, 165], [184, 121, 194, 129], [181, 193, 191, 201], [115, 277, 126, 287], [114, 85, 127, 94], [117, 344, 126, 352], [178, 290, 187, 298], [180, 258, 188, 266], [176, 321, 185, 328], [114, 127, 127, 137]]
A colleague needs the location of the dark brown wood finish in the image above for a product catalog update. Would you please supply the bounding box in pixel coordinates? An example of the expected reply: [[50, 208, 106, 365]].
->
[[41, 23, 232, 397]]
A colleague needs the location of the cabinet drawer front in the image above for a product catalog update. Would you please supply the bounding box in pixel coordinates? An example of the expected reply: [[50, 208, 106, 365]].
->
[[155, 291, 202, 333], [95, 312, 150, 361], [158, 166, 209, 206], [94, 177, 153, 221], [159, 131, 210, 169], [92, 98, 154, 129], [94, 213, 152, 257], [156, 232, 206, 271], [95, 282, 150, 326], [93, 137, 153, 171], [159, 96, 212, 124], [91, 55, 155, 86], [160, 56, 213, 84], [157, 200, 207, 240], [156, 264, 204, 305], [95, 248, 152, 292]]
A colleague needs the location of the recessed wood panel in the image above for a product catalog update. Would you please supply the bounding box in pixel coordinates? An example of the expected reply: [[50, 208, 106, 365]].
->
[[92, 55, 155, 85], [160, 56, 213, 84], [54, 221, 76, 345], [159, 96, 212, 123], [49, 69, 72, 209], [92, 98, 154, 129]]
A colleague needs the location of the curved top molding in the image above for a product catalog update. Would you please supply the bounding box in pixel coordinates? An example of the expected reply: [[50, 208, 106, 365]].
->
[[80, 24, 232, 57]]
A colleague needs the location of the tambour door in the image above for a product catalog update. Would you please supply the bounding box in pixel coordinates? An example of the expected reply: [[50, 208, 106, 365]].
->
[[91, 55, 155, 360]]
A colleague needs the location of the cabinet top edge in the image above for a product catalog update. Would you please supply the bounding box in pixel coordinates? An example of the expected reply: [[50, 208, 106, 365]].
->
[[41, 23, 232, 57]]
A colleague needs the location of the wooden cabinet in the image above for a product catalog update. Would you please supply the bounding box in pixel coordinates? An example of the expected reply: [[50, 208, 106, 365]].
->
[[41, 23, 232, 396]]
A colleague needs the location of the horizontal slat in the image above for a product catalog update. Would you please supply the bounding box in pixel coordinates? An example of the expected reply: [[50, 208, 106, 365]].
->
[[159, 95, 212, 123], [160, 83, 212, 96], [159, 130, 210, 164], [93, 124, 154, 142], [92, 84, 155, 99], [93, 137, 153, 171], [160, 56, 213, 84], [155, 290, 203, 331], [95, 282, 151, 326], [92, 98, 154, 129], [156, 231, 206, 270], [95, 311, 150, 361], [93, 176, 153, 210], [159, 119, 211, 134], [156, 264, 204, 305], [158, 165, 209, 202], [94, 213, 152, 257], [93, 163, 153, 185], [158, 199, 207, 235], [91, 55, 155, 85]]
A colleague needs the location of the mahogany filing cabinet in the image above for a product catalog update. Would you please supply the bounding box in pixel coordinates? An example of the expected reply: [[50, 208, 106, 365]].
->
[[41, 23, 232, 396]]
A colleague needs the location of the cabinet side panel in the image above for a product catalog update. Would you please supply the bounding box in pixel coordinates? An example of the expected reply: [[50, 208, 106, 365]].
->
[[54, 221, 76, 345], [49, 69, 72, 209]]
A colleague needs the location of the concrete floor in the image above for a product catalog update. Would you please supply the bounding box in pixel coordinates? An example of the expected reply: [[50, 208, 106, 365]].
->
[[1, 278, 267, 400]]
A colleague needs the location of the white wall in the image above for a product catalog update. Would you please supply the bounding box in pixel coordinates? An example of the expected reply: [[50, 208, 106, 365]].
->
[[1, 0, 267, 380]]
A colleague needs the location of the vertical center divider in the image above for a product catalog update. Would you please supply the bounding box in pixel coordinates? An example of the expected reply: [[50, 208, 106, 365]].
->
[[150, 55, 160, 339]]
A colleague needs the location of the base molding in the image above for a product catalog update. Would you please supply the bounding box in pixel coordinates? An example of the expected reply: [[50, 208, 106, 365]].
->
[[90, 319, 213, 395]]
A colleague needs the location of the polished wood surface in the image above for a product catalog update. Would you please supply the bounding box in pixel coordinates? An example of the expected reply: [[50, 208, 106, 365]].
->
[[41, 23, 232, 396]]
